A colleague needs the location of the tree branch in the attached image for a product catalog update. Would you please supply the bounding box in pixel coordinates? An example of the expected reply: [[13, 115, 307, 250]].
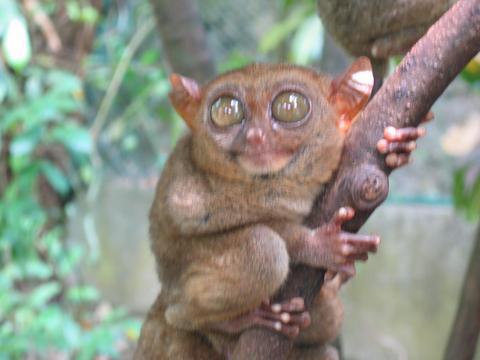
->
[[444, 222, 480, 360], [233, 0, 480, 358], [149, 0, 216, 83]]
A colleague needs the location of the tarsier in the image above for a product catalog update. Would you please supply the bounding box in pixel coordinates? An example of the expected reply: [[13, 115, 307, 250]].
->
[[134, 58, 427, 359], [317, 0, 458, 75]]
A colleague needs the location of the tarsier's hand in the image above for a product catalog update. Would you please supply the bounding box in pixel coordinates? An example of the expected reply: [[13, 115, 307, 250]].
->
[[209, 297, 311, 339], [313, 207, 380, 280], [377, 112, 433, 168]]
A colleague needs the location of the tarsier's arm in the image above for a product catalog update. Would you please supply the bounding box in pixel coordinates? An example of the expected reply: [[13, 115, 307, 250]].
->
[[267, 207, 379, 277]]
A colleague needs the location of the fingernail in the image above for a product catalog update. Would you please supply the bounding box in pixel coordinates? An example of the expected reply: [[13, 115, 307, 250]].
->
[[339, 207, 347, 217], [385, 126, 396, 137], [280, 313, 290, 323], [408, 141, 416, 150], [418, 127, 426, 137], [274, 322, 282, 331], [271, 304, 282, 313], [386, 153, 397, 167], [377, 139, 388, 153], [291, 297, 304, 308]]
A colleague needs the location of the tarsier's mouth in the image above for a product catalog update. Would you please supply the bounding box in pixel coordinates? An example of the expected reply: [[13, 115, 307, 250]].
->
[[236, 150, 295, 174]]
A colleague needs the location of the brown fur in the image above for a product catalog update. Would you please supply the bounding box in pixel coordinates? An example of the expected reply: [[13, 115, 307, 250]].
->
[[317, 0, 457, 75], [317, 0, 457, 59], [135, 61, 373, 359]]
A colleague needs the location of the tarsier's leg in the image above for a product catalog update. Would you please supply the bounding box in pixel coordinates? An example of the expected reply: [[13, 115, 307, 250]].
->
[[371, 25, 430, 58], [295, 274, 344, 346], [377, 112, 433, 168], [212, 297, 311, 339], [164, 225, 291, 333], [134, 296, 222, 360], [289, 344, 339, 360]]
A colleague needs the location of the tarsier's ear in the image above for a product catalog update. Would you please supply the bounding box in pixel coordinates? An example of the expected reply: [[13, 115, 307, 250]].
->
[[329, 57, 374, 133], [169, 74, 202, 131]]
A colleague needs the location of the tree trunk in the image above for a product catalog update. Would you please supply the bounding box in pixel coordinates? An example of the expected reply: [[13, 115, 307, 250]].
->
[[149, 0, 216, 83], [233, 0, 480, 358], [444, 222, 480, 360]]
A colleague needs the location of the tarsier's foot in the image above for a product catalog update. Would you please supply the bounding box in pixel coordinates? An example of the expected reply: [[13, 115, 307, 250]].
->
[[377, 112, 433, 168], [210, 297, 311, 339], [314, 207, 380, 280]]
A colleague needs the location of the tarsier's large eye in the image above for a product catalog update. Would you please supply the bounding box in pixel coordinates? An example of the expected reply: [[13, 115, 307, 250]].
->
[[272, 91, 310, 123], [210, 96, 244, 127]]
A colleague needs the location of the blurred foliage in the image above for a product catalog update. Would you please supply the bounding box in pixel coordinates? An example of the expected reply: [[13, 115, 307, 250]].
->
[[258, 0, 324, 65], [453, 162, 480, 221], [0, 1, 31, 71], [84, 4, 180, 173], [220, 0, 324, 73], [0, 0, 142, 358], [453, 54, 480, 222], [461, 54, 480, 89], [259, 0, 324, 65]]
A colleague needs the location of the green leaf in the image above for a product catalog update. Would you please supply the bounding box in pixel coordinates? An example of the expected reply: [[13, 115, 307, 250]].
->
[[40, 161, 71, 195], [46, 70, 82, 94], [0, 67, 8, 103], [453, 164, 480, 221], [258, 4, 314, 54], [66, 1, 82, 21], [24, 74, 43, 100], [0, 290, 21, 318], [66, 286, 100, 303], [140, 49, 160, 65], [453, 168, 468, 207], [27, 282, 61, 308], [219, 52, 253, 72], [2, 17, 31, 71], [0, 264, 21, 286], [0, 0, 20, 36], [81, 6, 100, 24], [9, 127, 43, 157], [22, 259, 53, 280], [49, 124, 92, 155], [56, 244, 84, 276], [0, 105, 29, 131], [66, 2, 99, 24], [122, 134, 138, 151], [289, 15, 324, 65]]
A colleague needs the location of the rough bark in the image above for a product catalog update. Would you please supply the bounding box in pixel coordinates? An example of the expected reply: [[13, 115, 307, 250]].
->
[[149, 0, 216, 83], [444, 223, 480, 360], [232, 0, 480, 358]]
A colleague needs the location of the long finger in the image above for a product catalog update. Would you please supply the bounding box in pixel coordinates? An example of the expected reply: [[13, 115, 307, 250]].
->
[[342, 233, 380, 252], [377, 140, 417, 154], [385, 153, 410, 168], [331, 206, 355, 228], [258, 309, 311, 328], [346, 252, 369, 262], [383, 126, 426, 142], [253, 317, 300, 339], [268, 297, 305, 314]]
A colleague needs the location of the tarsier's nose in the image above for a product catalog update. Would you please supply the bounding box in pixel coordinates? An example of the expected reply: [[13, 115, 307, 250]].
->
[[246, 127, 266, 148]]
